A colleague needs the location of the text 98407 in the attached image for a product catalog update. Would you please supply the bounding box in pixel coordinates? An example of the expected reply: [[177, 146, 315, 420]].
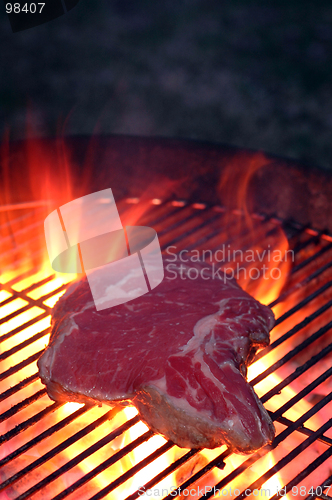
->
[[6, 3, 45, 13], [4, 0, 81, 33]]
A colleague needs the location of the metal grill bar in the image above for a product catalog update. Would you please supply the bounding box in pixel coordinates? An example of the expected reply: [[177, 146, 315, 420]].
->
[[0, 404, 87, 467], [17, 426, 152, 500], [4, 265, 46, 286], [0, 350, 43, 384], [274, 280, 332, 326], [0, 310, 50, 343], [236, 420, 332, 500], [53, 441, 175, 500], [80, 436, 170, 500], [268, 445, 332, 500], [292, 230, 323, 254], [252, 324, 332, 389], [275, 414, 332, 447], [1, 198, 332, 499], [0, 327, 50, 361], [0, 372, 39, 402], [158, 385, 332, 500], [273, 367, 332, 422], [270, 260, 332, 308], [291, 242, 332, 275], [124, 449, 201, 500], [176, 413, 332, 500], [0, 302, 47, 325], [0, 387, 47, 423], [0, 398, 59, 444], [254, 299, 332, 362], [305, 475, 332, 500], [260, 340, 332, 403], [6, 408, 129, 498]]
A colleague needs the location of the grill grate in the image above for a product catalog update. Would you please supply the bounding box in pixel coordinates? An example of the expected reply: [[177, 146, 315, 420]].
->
[[1, 198, 332, 500]]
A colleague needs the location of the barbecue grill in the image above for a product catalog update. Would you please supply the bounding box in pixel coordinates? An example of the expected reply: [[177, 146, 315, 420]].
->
[[1, 136, 332, 499]]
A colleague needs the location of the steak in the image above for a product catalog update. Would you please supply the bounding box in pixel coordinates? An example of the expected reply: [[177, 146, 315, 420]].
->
[[38, 259, 275, 453]]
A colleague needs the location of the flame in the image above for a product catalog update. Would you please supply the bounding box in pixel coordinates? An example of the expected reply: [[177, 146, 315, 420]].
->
[[1, 139, 82, 282], [216, 151, 294, 306], [0, 133, 183, 498], [218, 151, 272, 225], [1, 135, 331, 498]]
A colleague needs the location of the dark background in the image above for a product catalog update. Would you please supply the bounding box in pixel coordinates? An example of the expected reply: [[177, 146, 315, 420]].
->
[[1, 0, 332, 169]]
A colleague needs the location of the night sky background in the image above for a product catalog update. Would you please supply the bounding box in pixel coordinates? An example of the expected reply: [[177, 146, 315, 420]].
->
[[1, 0, 332, 169]]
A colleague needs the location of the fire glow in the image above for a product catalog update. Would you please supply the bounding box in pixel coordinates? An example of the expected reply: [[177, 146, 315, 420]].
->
[[1, 137, 332, 499]]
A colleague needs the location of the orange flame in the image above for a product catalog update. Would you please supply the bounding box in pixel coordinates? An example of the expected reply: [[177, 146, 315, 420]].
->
[[1, 133, 329, 498]]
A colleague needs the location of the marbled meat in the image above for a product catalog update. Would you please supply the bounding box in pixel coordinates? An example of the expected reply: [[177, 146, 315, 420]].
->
[[38, 260, 275, 453]]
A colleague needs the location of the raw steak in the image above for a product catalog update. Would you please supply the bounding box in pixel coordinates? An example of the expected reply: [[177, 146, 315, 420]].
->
[[38, 259, 275, 453]]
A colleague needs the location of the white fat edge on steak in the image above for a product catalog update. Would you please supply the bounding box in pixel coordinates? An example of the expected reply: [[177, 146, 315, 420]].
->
[[148, 297, 270, 437]]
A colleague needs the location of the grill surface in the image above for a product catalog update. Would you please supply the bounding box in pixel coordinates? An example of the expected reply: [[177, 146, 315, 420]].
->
[[1, 196, 332, 500]]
